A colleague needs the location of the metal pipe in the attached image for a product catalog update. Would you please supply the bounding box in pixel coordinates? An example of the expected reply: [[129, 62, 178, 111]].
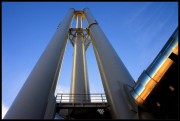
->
[[70, 13, 90, 103], [146, 27, 178, 79], [4, 8, 75, 119], [132, 27, 178, 104], [83, 8, 138, 119]]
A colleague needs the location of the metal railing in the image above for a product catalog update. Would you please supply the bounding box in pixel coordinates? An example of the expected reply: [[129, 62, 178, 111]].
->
[[56, 93, 107, 103]]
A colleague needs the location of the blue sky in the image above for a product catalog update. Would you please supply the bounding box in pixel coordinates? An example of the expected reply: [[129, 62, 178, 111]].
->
[[2, 2, 178, 118]]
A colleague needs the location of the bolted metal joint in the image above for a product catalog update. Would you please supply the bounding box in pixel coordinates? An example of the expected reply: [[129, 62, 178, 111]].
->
[[68, 28, 91, 49], [74, 10, 85, 19]]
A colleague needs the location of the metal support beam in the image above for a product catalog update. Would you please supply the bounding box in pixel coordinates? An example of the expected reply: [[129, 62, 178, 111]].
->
[[83, 8, 138, 119], [4, 8, 75, 119], [70, 13, 90, 103]]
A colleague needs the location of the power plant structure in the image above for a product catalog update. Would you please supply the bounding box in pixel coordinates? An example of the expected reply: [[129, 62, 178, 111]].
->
[[4, 8, 178, 119]]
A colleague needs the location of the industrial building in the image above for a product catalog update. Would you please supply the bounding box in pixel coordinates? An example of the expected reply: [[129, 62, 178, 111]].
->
[[4, 8, 178, 119]]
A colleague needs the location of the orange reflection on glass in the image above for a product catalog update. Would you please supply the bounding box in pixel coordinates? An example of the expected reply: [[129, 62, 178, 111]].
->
[[153, 58, 173, 82], [140, 79, 157, 100], [173, 44, 178, 55], [136, 96, 144, 105], [136, 58, 173, 104]]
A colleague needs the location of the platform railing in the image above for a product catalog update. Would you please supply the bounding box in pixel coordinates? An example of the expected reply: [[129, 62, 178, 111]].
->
[[56, 93, 107, 103]]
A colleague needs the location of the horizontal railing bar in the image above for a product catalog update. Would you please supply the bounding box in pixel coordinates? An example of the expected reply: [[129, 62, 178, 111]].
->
[[56, 93, 107, 103], [56, 93, 106, 95], [56, 96, 104, 97]]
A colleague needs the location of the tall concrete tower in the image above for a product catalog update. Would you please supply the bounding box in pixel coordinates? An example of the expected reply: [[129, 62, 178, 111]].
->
[[4, 8, 138, 119]]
